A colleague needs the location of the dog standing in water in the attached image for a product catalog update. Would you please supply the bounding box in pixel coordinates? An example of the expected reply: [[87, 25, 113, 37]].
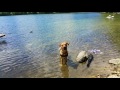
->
[[59, 42, 69, 66]]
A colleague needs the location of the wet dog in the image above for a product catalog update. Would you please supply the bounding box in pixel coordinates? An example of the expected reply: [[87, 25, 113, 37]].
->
[[59, 42, 69, 66]]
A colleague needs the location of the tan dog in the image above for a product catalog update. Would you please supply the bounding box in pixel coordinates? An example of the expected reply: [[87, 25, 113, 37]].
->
[[59, 42, 69, 66]]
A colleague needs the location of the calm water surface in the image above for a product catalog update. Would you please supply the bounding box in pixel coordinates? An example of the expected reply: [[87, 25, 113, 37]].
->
[[0, 12, 120, 78]]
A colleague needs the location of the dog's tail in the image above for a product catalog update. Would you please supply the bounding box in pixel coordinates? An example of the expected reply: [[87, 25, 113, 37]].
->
[[87, 53, 94, 68]]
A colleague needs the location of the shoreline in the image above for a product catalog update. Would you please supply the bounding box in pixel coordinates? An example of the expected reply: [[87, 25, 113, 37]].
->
[[0, 12, 76, 16], [0, 12, 117, 16]]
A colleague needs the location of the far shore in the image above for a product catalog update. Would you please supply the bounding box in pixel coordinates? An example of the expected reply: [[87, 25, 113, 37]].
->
[[0, 12, 118, 16]]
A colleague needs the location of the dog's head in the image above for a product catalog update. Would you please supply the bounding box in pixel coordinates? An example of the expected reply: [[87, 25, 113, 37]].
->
[[59, 42, 69, 50]]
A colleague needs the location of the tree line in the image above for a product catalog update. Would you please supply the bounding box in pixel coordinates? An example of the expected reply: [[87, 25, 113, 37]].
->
[[0, 12, 118, 16], [0, 12, 69, 16]]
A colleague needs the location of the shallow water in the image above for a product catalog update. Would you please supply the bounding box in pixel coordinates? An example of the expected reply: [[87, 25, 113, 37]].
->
[[0, 12, 120, 78]]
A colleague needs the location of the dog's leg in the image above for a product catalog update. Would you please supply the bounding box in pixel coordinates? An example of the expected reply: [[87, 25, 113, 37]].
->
[[65, 57, 67, 65], [60, 56, 67, 66], [62, 57, 67, 65], [60, 56, 63, 66]]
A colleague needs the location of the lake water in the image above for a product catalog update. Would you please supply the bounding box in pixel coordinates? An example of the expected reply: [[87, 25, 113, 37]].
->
[[0, 12, 120, 78]]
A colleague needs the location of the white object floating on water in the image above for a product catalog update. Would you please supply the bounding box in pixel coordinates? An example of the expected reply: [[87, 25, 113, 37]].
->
[[88, 49, 103, 54], [0, 34, 5, 37], [111, 16, 114, 18], [106, 15, 114, 19]]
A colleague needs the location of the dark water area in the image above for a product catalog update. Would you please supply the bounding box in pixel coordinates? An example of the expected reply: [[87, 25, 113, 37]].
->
[[0, 12, 120, 78]]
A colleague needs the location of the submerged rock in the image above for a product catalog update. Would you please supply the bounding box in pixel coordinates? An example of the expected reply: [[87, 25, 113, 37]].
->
[[76, 51, 88, 63], [30, 31, 33, 33], [109, 58, 120, 65], [76, 51, 94, 68]]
